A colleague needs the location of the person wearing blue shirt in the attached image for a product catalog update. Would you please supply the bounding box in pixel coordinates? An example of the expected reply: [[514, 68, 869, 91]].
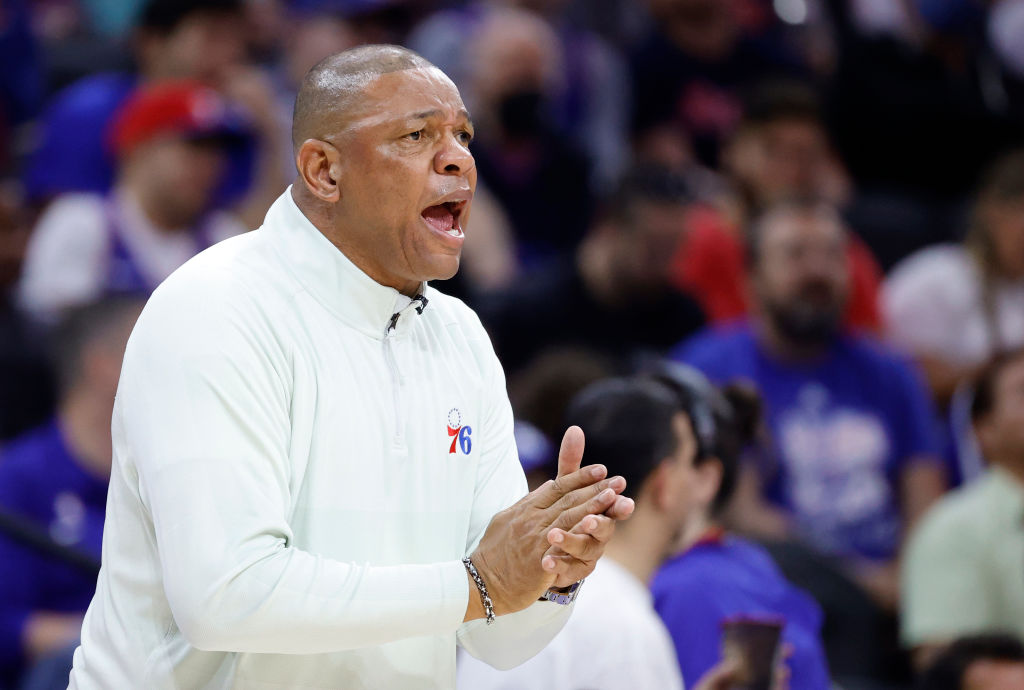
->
[[0, 299, 141, 688], [671, 197, 945, 685]]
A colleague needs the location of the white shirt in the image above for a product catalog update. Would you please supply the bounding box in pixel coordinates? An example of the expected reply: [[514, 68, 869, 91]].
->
[[883, 244, 1024, 367], [68, 189, 570, 690], [457, 557, 684, 690], [18, 189, 245, 321]]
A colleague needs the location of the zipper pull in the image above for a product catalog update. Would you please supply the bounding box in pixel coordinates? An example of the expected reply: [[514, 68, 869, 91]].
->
[[386, 312, 400, 334]]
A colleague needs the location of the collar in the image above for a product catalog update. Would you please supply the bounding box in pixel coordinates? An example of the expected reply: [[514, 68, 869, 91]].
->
[[263, 187, 428, 339], [684, 526, 726, 554]]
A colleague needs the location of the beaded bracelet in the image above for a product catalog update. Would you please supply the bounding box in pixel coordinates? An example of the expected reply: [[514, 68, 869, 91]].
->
[[462, 557, 496, 625]]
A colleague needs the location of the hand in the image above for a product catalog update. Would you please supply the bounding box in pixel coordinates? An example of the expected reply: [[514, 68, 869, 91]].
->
[[469, 427, 628, 616], [694, 644, 792, 690], [539, 427, 634, 588]]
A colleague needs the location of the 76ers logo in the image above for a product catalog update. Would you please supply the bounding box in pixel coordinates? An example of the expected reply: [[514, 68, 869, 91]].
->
[[447, 408, 473, 455]]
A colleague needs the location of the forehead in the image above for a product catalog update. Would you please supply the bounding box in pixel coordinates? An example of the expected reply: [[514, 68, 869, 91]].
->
[[346, 67, 468, 129], [761, 208, 845, 249]]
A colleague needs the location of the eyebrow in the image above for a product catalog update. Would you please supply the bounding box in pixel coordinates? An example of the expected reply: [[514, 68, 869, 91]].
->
[[406, 109, 474, 129]]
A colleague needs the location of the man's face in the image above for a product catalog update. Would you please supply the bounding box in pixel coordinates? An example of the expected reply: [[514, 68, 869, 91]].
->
[[981, 198, 1024, 280], [730, 119, 831, 206], [662, 412, 704, 525], [330, 67, 477, 291], [752, 208, 849, 347], [617, 200, 691, 292], [977, 357, 1024, 466], [963, 659, 1024, 690], [132, 136, 227, 227], [148, 11, 246, 83]]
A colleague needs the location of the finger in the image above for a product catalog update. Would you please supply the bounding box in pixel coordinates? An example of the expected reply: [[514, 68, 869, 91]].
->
[[539, 551, 593, 584], [556, 426, 585, 479], [566, 514, 615, 543], [547, 483, 626, 531], [531, 464, 608, 508], [545, 529, 603, 563], [603, 495, 635, 521]]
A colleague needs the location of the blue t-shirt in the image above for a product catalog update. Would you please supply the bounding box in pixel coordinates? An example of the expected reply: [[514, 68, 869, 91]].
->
[[653, 534, 830, 690], [0, 419, 106, 686], [672, 322, 940, 561]]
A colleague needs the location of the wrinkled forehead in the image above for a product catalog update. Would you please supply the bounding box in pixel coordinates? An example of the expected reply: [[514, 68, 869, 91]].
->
[[343, 66, 468, 129]]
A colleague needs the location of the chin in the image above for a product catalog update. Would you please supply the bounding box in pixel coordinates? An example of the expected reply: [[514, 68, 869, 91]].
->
[[423, 255, 461, 283]]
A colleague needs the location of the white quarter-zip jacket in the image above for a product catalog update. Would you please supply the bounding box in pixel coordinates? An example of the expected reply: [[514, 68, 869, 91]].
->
[[68, 189, 571, 689]]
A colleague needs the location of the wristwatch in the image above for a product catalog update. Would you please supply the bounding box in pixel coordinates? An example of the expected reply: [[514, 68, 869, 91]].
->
[[539, 579, 584, 605]]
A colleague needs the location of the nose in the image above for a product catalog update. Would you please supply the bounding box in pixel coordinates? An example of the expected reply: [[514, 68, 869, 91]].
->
[[434, 133, 474, 176]]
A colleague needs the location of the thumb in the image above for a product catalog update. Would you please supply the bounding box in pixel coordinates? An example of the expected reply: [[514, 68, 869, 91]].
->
[[556, 426, 585, 479]]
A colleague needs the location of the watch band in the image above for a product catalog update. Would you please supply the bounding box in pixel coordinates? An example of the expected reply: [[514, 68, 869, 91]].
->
[[539, 579, 584, 605]]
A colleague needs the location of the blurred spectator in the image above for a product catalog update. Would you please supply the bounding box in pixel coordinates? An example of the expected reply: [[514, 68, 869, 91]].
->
[[902, 349, 1024, 669], [478, 167, 705, 376], [670, 80, 883, 332], [408, 0, 629, 193], [457, 376, 687, 690], [22, 0, 289, 230], [648, 366, 831, 690], [629, 0, 806, 169], [0, 182, 54, 442], [17, 81, 249, 322], [916, 634, 1024, 690], [885, 149, 1024, 406], [0, 298, 141, 688], [672, 197, 945, 609]]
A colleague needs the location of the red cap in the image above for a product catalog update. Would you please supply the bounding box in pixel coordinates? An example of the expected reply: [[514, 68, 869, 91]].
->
[[108, 80, 246, 157]]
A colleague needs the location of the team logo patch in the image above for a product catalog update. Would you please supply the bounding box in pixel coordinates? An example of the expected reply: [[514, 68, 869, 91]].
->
[[447, 408, 473, 455]]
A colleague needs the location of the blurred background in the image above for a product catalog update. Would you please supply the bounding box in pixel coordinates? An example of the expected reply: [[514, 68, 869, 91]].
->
[[1, 0, 1024, 688]]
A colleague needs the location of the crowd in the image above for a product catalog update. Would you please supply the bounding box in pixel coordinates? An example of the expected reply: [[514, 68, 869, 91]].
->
[[1, 0, 1024, 689]]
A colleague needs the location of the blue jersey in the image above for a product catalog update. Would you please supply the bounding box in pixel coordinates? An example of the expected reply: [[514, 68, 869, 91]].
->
[[673, 322, 941, 561], [0, 419, 106, 685], [653, 533, 830, 689]]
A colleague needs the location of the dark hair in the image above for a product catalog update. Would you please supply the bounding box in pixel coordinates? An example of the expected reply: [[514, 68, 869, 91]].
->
[[138, 0, 243, 34], [565, 378, 683, 500], [647, 365, 761, 514], [49, 298, 144, 394], [566, 366, 761, 513], [740, 79, 824, 130], [602, 165, 693, 228], [744, 195, 844, 270], [970, 347, 1024, 423], [917, 634, 1024, 690]]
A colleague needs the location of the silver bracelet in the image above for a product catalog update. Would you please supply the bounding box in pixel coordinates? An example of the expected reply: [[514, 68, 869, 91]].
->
[[462, 557, 496, 625]]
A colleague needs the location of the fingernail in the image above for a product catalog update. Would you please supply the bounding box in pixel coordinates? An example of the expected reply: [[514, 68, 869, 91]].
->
[[601, 488, 614, 500], [585, 517, 596, 531], [590, 465, 604, 478], [550, 530, 564, 544], [609, 476, 625, 490], [542, 556, 555, 570]]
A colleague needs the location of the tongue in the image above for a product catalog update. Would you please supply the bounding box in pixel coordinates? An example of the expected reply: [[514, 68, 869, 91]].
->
[[422, 205, 454, 232]]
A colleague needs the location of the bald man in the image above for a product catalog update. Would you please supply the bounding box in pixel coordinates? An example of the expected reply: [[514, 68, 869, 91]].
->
[[67, 46, 634, 690]]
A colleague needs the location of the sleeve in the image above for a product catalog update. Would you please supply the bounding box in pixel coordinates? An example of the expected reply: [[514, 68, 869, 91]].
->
[[901, 504, 991, 646], [118, 278, 471, 654], [455, 319, 572, 669], [885, 356, 943, 468], [17, 196, 107, 322], [0, 477, 38, 673]]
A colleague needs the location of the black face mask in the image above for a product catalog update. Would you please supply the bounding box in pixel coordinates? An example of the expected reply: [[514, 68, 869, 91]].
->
[[497, 89, 547, 138]]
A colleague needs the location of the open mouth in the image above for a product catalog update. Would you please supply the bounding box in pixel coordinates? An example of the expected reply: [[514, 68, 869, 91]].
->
[[421, 200, 466, 238]]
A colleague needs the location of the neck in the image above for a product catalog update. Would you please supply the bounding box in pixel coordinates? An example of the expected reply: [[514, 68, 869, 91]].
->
[[290, 185, 421, 297], [604, 505, 677, 585], [58, 387, 113, 480], [676, 511, 717, 553]]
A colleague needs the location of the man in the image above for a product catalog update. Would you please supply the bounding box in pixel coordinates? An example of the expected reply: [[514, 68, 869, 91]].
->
[[673, 197, 945, 609], [17, 81, 250, 323], [479, 166, 705, 376], [68, 45, 632, 689], [0, 299, 142, 687], [902, 349, 1024, 668], [917, 635, 1024, 690], [23, 0, 287, 229]]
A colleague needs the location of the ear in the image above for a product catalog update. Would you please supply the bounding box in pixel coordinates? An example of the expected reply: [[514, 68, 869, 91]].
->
[[296, 138, 344, 203], [693, 459, 723, 509], [648, 460, 678, 513]]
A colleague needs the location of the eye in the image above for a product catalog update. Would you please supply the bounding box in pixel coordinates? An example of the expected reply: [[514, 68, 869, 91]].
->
[[457, 130, 473, 145], [405, 129, 423, 142]]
